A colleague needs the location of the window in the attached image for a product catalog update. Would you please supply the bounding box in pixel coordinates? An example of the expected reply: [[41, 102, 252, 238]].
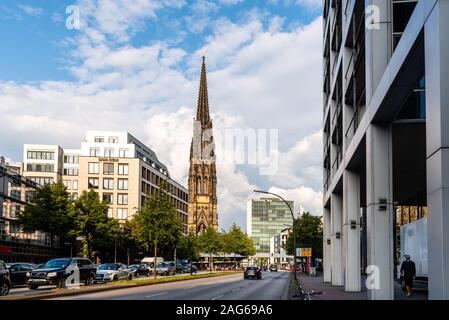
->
[[72, 180, 78, 190], [118, 164, 129, 175], [88, 178, 99, 189], [63, 180, 71, 190], [203, 177, 207, 194], [26, 164, 54, 172], [94, 136, 104, 143], [88, 162, 99, 174], [108, 208, 113, 218], [10, 222, 20, 234], [109, 136, 119, 143], [27, 151, 55, 160], [117, 193, 128, 205], [104, 148, 114, 157], [103, 163, 114, 175], [118, 179, 128, 190], [64, 155, 79, 164], [119, 149, 128, 158], [103, 178, 114, 190], [90, 148, 100, 157], [103, 193, 113, 204], [63, 168, 78, 176], [30, 177, 53, 185], [117, 208, 128, 220]]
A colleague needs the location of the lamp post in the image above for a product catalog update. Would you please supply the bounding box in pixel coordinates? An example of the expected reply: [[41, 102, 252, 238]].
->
[[253, 190, 297, 280]]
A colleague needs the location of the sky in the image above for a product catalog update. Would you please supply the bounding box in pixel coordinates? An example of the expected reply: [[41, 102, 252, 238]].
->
[[0, 0, 324, 231]]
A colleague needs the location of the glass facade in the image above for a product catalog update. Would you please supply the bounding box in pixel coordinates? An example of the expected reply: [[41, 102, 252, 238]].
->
[[248, 198, 294, 254]]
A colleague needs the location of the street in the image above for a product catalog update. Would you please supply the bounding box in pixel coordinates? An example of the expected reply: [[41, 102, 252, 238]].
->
[[52, 271, 291, 300]]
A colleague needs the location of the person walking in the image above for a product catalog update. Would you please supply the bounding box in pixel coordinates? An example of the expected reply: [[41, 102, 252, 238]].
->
[[400, 255, 416, 297]]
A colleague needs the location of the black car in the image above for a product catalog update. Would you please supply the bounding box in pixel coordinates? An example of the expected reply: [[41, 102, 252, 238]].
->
[[0, 260, 11, 296], [182, 263, 198, 274], [244, 266, 262, 280], [27, 257, 96, 290], [128, 264, 150, 277], [6, 263, 37, 286]]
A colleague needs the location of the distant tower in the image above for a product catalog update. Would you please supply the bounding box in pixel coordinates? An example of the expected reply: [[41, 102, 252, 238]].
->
[[187, 57, 218, 234]]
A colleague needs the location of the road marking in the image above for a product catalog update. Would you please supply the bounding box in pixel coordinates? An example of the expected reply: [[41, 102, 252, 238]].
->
[[211, 294, 224, 300], [231, 288, 241, 292], [145, 292, 167, 298]]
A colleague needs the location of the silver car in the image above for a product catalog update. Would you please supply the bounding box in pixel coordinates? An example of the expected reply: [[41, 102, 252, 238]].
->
[[156, 261, 176, 276], [95, 263, 133, 282]]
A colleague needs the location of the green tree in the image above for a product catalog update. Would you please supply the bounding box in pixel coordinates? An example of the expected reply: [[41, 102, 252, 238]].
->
[[130, 182, 183, 278], [73, 189, 112, 260], [198, 227, 223, 272], [17, 182, 75, 256], [178, 231, 200, 274], [284, 212, 323, 260], [223, 223, 256, 268]]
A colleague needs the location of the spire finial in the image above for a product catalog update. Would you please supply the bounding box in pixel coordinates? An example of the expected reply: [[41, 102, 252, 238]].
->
[[196, 53, 210, 124]]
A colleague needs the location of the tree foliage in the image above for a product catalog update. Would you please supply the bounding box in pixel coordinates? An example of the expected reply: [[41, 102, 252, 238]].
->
[[17, 183, 75, 250], [130, 181, 183, 277], [73, 189, 117, 260], [223, 223, 255, 257], [284, 212, 323, 259], [198, 226, 223, 272]]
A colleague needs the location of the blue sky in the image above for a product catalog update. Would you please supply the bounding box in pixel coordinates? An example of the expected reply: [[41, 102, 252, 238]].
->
[[0, 0, 323, 230]]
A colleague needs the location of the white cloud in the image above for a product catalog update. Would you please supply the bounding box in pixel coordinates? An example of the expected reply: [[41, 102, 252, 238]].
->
[[267, 186, 323, 216], [17, 5, 43, 17]]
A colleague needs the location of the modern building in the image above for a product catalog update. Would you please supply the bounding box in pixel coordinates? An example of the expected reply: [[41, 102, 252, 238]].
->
[[22, 131, 189, 233], [188, 57, 218, 234], [0, 156, 58, 263], [247, 198, 294, 256], [269, 226, 294, 267], [322, 0, 449, 299]]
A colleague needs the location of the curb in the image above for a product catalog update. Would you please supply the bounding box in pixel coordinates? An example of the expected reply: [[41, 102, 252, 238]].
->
[[3, 272, 242, 300]]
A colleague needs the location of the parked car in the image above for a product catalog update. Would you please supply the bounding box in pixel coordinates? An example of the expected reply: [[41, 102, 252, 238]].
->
[[6, 263, 37, 286], [0, 260, 11, 296], [176, 264, 185, 274], [128, 264, 150, 278], [27, 257, 96, 289], [95, 263, 133, 282], [270, 264, 278, 272], [156, 261, 176, 276], [244, 266, 262, 280], [182, 263, 198, 274]]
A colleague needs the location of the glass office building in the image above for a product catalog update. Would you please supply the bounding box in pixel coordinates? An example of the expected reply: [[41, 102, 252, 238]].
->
[[247, 198, 294, 254]]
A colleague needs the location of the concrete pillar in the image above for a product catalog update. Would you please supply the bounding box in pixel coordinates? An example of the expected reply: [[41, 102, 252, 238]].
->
[[425, 0, 449, 300], [366, 124, 394, 300], [365, 0, 392, 102], [343, 169, 361, 292], [331, 193, 344, 286], [323, 207, 332, 283]]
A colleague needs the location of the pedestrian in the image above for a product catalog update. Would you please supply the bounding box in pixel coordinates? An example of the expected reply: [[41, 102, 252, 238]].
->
[[400, 255, 416, 297]]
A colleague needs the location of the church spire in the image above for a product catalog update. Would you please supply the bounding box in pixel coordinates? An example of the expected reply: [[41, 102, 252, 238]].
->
[[196, 56, 210, 125]]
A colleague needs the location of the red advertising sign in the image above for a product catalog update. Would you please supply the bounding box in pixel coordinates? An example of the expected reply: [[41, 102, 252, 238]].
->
[[0, 245, 12, 254]]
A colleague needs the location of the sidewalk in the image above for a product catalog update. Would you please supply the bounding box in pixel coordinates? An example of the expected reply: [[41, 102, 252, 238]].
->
[[294, 272, 367, 300], [292, 272, 428, 300]]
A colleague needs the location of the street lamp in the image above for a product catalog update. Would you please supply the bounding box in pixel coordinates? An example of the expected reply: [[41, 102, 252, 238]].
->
[[253, 190, 298, 280]]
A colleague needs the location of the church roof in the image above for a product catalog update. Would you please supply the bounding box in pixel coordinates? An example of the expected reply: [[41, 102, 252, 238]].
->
[[196, 56, 211, 126]]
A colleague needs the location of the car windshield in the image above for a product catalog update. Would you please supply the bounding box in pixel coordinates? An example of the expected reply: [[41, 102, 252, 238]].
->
[[157, 262, 167, 268], [98, 264, 119, 270], [128, 264, 139, 268], [44, 259, 70, 269]]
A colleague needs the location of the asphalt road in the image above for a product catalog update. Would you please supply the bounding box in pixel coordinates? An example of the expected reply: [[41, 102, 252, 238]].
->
[[53, 271, 291, 300]]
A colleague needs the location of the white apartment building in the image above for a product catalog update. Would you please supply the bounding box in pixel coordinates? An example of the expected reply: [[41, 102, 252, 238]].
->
[[22, 131, 189, 233], [322, 0, 449, 299]]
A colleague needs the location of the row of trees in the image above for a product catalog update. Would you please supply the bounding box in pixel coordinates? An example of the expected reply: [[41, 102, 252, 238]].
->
[[18, 182, 256, 275]]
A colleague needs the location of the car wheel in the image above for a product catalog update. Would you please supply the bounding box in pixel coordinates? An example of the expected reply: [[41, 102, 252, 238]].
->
[[57, 278, 66, 289], [28, 284, 38, 290], [128, 274, 132, 281], [0, 282, 10, 296], [113, 275, 118, 281], [85, 275, 94, 286]]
